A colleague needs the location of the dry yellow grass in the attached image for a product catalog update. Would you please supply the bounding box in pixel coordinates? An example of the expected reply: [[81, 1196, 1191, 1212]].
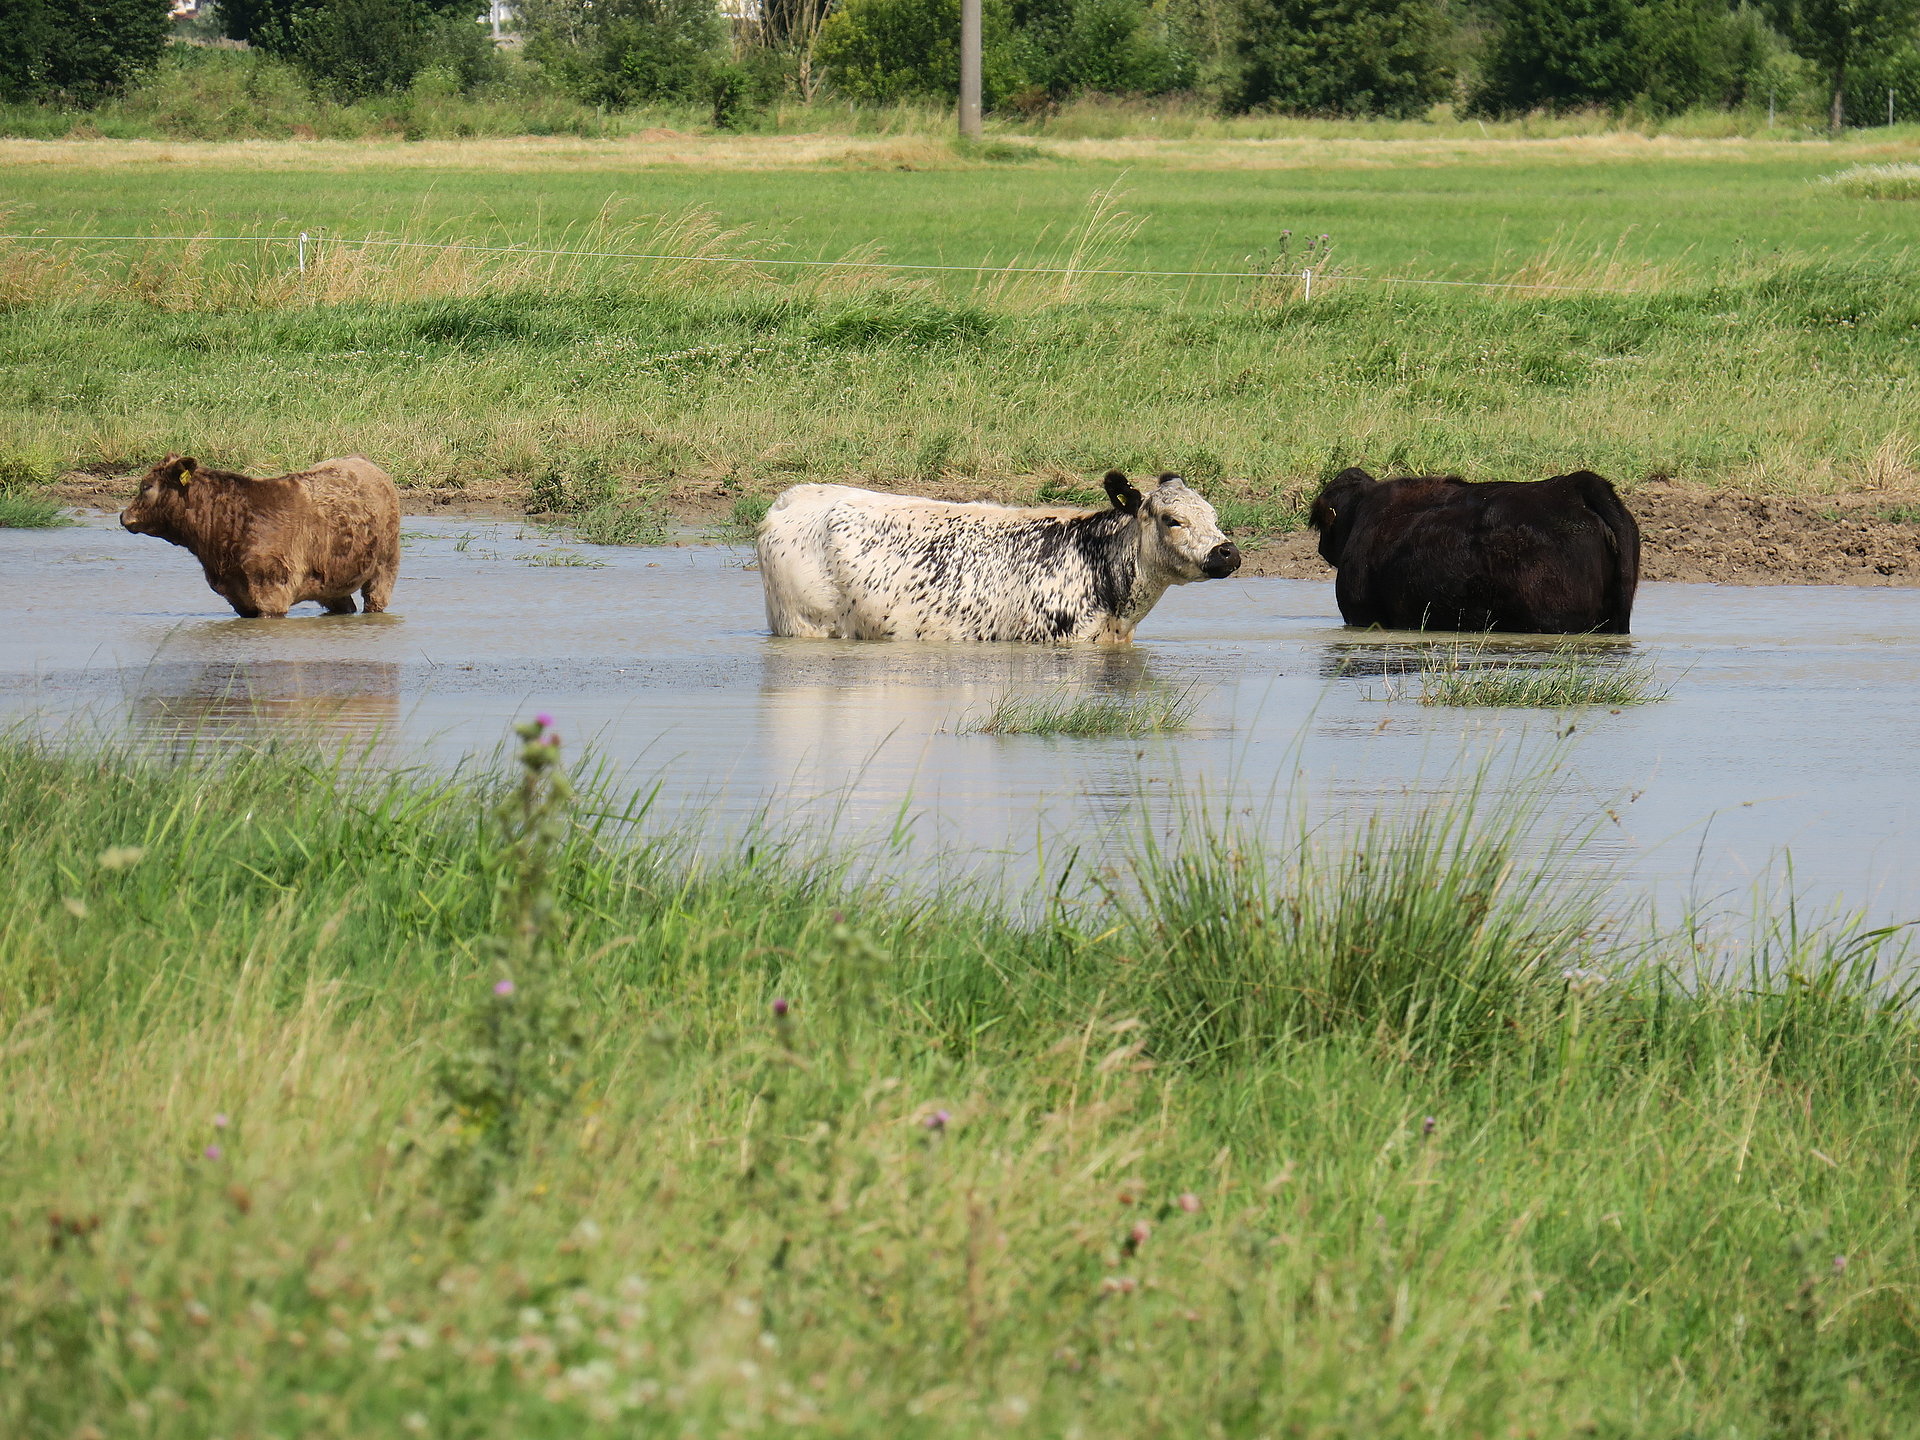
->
[[3, 131, 1916, 175]]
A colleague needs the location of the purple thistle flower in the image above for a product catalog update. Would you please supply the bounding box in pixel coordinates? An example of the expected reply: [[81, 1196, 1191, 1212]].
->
[[1178, 1192, 1201, 1214], [494, 979, 516, 997], [212, 1113, 229, 1129], [535, 712, 554, 730], [203, 1144, 222, 1161], [1422, 1115, 1436, 1137], [772, 997, 789, 1018], [924, 1110, 950, 1132]]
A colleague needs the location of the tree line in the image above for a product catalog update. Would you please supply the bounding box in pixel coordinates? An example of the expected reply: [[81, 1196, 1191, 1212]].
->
[[4, 0, 1918, 130]]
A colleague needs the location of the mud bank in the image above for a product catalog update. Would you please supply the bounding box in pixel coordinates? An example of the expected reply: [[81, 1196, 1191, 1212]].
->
[[53, 476, 1920, 588], [1237, 484, 1920, 587]]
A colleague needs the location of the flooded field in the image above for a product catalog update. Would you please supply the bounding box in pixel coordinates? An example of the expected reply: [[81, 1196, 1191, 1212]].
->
[[6, 514, 1918, 928]]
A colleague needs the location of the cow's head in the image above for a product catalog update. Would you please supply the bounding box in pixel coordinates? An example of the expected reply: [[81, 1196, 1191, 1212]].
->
[[121, 454, 198, 538], [1309, 466, 1378, 567], [1106, 471, 1240, 581]]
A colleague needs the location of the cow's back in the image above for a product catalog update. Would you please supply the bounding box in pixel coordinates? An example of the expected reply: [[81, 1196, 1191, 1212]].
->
[[1341, 476, 1634, 633], [285, 458, 401, 597], [756, 484, 1120, 642]]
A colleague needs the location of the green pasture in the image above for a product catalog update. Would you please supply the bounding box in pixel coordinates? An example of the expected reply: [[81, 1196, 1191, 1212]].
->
[[4, 736, 1920, 1439], [4, 142, 1917, 278], [3, 138, 1918, 504]]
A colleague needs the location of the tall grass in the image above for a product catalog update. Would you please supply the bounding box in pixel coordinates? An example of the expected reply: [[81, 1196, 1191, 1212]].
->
[[3, 738, 1919, 1436], [1820, 163, 1920, 200]]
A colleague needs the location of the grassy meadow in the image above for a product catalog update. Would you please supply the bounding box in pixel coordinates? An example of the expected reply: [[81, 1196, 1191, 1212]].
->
[[4, 733, 1920, 1438], [3, 133, 1920, 518]]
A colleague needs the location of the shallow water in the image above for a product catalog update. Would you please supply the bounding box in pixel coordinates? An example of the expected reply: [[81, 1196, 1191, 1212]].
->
[[6, 514, 1919, 929]]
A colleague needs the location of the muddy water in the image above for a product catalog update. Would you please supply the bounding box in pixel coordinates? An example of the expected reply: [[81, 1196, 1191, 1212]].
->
[[6, 515, 1919, 928]]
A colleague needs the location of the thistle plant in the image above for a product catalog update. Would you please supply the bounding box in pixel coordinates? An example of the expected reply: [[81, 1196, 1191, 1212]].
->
[[434, 715, 586, 1211]]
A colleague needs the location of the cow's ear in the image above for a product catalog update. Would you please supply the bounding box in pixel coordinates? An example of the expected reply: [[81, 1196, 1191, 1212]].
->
[[156, 454, 196, 487], [1103, 470, 1143, 514], [175, 457, 197, 487]]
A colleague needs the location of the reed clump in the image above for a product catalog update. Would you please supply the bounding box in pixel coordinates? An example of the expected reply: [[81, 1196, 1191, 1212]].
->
[[2, 738, 1919, 1435]]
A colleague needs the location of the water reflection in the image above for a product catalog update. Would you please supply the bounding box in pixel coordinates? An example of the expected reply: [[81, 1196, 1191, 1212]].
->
[[129, 659, 403, 754], [1318, 634, 1638, 680]]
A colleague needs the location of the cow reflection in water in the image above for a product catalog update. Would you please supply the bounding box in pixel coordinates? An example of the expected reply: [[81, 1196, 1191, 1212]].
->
[[1319, 636, 1635, 683], [130, 660, 402, 754], [752, 642, 1158, 826]]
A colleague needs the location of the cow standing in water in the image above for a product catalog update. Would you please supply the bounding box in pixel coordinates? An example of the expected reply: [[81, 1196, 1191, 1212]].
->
[[756, 472, 1241, 642], [121, 454, 401, 619], [1309, 467, 1641, 634]]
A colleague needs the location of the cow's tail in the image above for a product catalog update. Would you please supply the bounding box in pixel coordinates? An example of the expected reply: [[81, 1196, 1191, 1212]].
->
[[1564, 471, 1640, 634]]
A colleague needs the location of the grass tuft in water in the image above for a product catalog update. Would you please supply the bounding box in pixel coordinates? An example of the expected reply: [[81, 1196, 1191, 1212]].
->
[[565, 502, 670, 547], [968, 684, 1200, 736], [0, 457, 70, 528], [0, 488, 70, 528], [517, 548, 608, 568], [1416, 642, 1667, 708]]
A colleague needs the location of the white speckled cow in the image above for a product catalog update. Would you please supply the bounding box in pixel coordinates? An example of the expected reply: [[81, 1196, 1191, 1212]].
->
[[755, 472, 1242, 642]]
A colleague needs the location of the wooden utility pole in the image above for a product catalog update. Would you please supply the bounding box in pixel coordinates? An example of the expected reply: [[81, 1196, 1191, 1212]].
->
[[959, 0, 982, 140]]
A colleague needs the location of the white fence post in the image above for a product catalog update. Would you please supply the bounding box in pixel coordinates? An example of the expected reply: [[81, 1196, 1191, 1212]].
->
[[297, 232, 308, 276], [1303, 269, 1312, 301]]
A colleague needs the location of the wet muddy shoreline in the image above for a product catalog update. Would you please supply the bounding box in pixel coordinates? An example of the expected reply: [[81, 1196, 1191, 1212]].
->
[[52, 477, 1920, 588]]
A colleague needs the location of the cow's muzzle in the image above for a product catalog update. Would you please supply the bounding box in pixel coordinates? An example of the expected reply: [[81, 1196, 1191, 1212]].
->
[[1200, 542, 1241, 579]]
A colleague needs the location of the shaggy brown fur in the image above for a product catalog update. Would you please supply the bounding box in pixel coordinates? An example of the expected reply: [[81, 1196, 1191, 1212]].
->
[[121, 454, 401, 619]]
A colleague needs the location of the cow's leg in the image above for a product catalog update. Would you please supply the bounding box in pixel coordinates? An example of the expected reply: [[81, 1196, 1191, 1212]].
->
[[237, 582, 294, 619], [361, 558, 396, 614], [323, 594, 358, 615]]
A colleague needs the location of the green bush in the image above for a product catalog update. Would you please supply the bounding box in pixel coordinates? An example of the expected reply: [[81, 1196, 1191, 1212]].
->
[[0, 0, 170, 103], [1230, 0, 1452, 116], [814, 0, 1025, 104], [1471, 0, 1774, 115], [292, 0, 500, 99], [520, 0, 728, 105], [1009, 0, 1197, 99]]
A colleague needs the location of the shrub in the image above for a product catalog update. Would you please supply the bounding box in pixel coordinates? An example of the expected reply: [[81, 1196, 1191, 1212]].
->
[[1230, 0, 1453, 117], [0, 0, 171, 103], [1010, 0, 1197, 98], [519, 0, 728, 105], [1471, 0, 1770, 115], [814, 0, 1025, 104], [284, 0, 500, 99]]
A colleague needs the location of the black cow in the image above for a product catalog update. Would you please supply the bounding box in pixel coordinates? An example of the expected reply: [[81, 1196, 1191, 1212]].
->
[[1309, 467, 1641, 634]]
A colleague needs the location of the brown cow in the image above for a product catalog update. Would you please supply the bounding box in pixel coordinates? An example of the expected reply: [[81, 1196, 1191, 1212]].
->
[[121, 454, 400, 619]]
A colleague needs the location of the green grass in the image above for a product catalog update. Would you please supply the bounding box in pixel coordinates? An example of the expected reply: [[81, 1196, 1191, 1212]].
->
[[4, 738, 1920, 1437], [967, 684, 1201, 735], [6, 139, 1920, 507], [1415, 642, 1669, 708]]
